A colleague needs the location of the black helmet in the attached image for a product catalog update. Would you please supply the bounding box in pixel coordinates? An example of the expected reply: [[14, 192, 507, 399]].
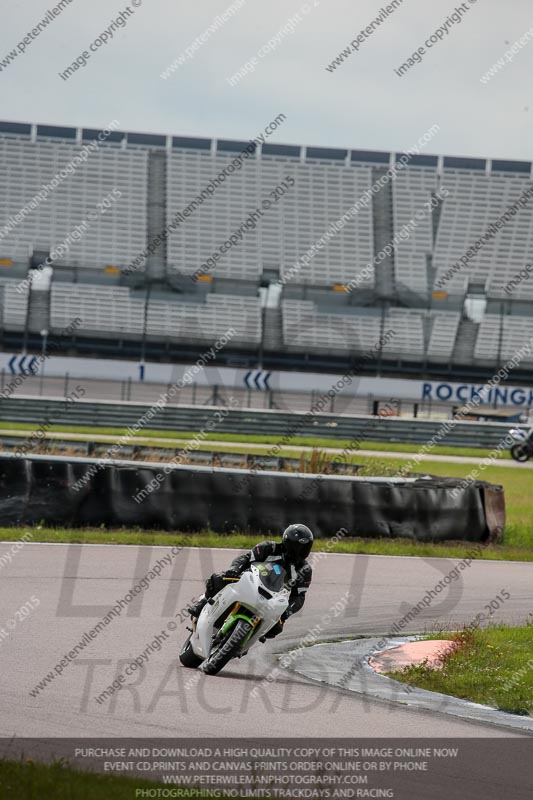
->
[[282, 523, 314, 561]]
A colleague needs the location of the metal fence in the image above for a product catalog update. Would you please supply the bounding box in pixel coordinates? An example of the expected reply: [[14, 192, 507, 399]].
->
[[0, 371, 462, 419], [0, 395, 519, 449]]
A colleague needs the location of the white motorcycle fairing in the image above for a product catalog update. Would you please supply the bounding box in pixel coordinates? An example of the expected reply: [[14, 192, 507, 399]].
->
[[509, 427, 528, 443], [190, 563, 291, 660]]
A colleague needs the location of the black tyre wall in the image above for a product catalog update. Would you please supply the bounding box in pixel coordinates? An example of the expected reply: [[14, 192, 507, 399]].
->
[[0, 455, 505, 542]]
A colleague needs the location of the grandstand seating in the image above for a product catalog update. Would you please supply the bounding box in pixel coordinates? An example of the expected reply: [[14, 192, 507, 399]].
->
[[145, 293, 261, 344], [167, 149, 261, 281], [281, 301, 461, 361], [389, 165, 533, 300], [392, 168, 440, 294], [281, 302, 417, 358], [0, 279, 29, 332], [426, 311, 461, 360], [385, 309, 424, 357], [281, 300, 383, 353], [0, 138, 147, 269], [166, 150, 374, 285], [1, 121, 533, 371], [434, 171, 533, 297], [474, 314, 533, 363], [49, 283, 261, 346], [50, 283, 144, 336], [278, 160, 374, 286]]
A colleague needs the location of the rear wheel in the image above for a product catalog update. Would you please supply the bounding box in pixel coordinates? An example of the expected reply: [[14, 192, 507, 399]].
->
[[179, 635, 204, 669], [202, 619, 252, 676], [511, 443, 531, 462]]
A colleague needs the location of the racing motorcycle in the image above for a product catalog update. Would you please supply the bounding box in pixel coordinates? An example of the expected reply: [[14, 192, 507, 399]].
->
[[179, 562, 290, 676], [508, 427, 532, 462], [510, 440, 533, 462]]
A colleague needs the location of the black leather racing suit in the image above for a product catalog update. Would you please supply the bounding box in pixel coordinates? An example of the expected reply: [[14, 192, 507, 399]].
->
[[190, 540, 313, 636], [228, 540, 312, 622]]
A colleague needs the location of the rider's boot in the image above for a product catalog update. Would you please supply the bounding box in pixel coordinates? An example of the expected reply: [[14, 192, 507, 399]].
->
[[188, 596, 208, 619]]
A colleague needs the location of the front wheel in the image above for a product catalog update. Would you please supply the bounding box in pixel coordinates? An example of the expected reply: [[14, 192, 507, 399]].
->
[[179, 635, 204, 669], [511, 443, 531, 462], [202, 619, 252, 676]]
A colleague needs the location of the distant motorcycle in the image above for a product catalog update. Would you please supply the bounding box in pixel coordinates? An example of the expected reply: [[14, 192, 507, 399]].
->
[[509, 427, 528, 444], [509, 428, 533, 462], [179, 562, 290, 676]]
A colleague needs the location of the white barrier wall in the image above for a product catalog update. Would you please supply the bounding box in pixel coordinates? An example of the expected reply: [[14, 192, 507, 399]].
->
[[1, 352, 532, 409]]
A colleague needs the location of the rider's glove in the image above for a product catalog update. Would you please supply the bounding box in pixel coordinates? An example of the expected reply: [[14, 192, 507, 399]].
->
[[205, 573, 222, 597], [206, 569, 240, 597], [222, 568, 240, 580]]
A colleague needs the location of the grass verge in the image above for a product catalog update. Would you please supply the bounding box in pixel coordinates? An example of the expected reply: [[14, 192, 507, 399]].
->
[[1, 527, 532, 561], [0, 419, 509, 459], [386, 624, 533, 716], [1, 428, 531, 557], [377, 458, 532, 549], [0, 758, 225, 800]]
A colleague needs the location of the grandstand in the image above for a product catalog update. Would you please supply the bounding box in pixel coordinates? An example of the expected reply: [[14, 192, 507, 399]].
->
[[0, 133, 147, 268], [0, 119, 532, 379]]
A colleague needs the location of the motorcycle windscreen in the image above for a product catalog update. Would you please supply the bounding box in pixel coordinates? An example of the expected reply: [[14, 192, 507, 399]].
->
[[255, 562, 287, 592]]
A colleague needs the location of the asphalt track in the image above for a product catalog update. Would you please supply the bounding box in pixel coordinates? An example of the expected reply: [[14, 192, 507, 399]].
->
[[0, 542, 531, 742], [202, 440, 532, 469]]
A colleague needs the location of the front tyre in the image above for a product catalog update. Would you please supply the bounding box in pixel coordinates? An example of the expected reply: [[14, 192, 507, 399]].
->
[[511, 443, 531, 462], [202, 619, 252, 676], [179, 635, 204, 669]]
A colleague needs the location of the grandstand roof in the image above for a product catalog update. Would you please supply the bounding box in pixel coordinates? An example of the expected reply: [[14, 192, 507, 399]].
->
[[0, 120, 531, 176]]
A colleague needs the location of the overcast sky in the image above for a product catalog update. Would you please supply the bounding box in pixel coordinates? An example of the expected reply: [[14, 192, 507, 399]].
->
[[1, 0, 532, 161]]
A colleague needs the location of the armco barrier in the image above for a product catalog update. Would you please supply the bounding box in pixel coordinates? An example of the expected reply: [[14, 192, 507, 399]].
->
[[0, 454, 505, 542], [0, 395, 523, 449]]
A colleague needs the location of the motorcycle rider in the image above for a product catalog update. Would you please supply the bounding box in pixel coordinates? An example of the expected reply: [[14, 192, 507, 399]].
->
[[188, 524, 314, 639]]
